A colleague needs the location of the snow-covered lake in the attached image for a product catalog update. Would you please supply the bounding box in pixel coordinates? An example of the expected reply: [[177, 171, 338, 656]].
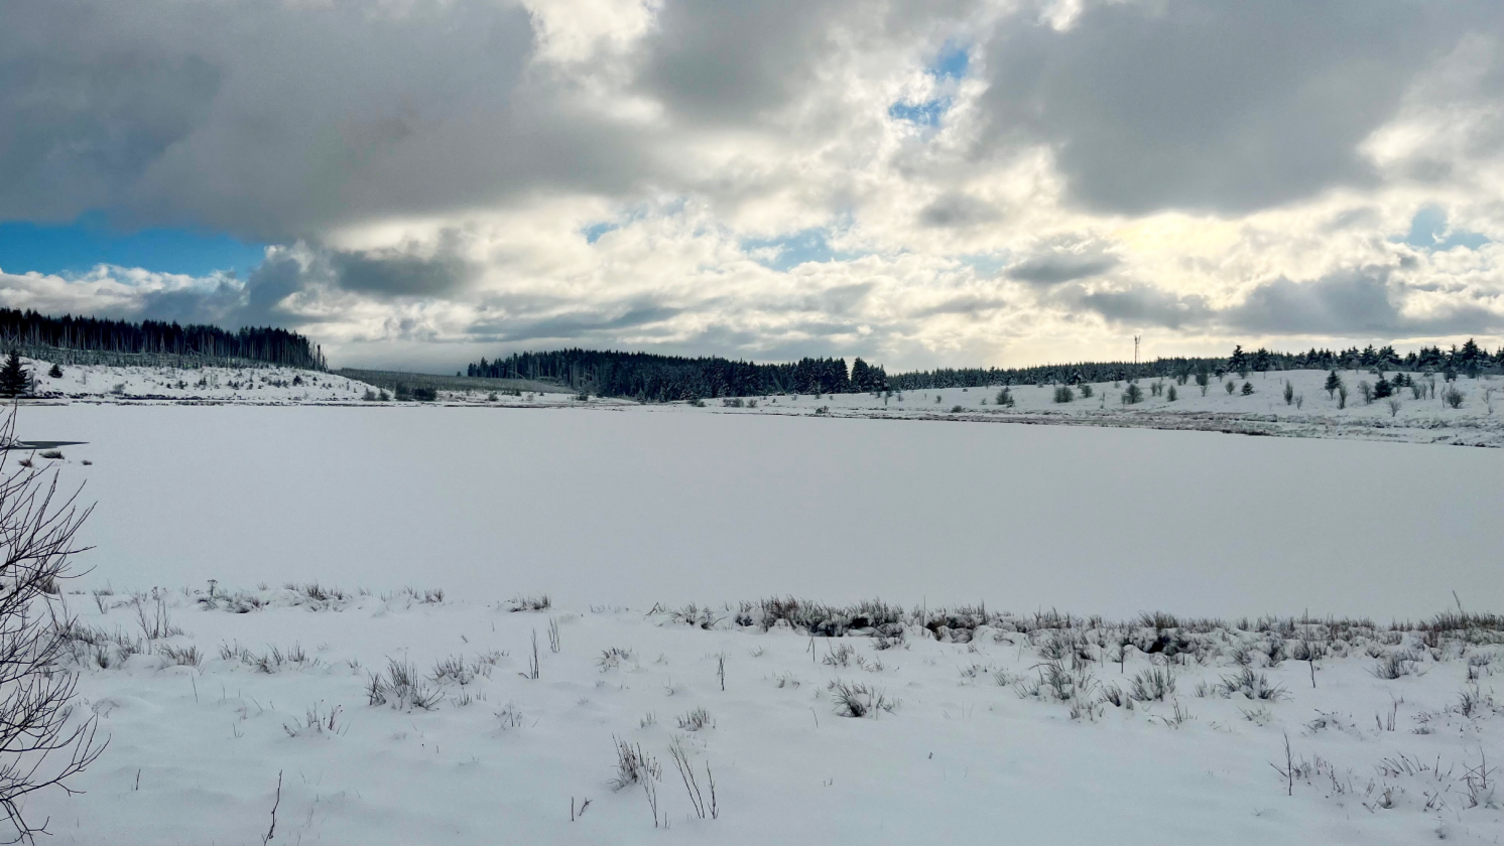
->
[[21, 404, 1501, 619]]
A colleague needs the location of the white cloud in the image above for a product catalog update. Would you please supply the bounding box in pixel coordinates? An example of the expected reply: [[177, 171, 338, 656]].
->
[[0, 0, 1500, 370]]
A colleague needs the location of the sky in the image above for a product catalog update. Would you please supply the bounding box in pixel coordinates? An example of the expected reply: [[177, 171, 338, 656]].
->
[[1, 0, 1501, 372]]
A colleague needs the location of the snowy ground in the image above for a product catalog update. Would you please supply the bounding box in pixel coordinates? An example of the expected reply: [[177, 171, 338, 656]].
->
[[644, 369, 1504, 448], [17, 404, 1501, 620], [23, 358, 1503, 446], [7, 365, 1500, 843], [33, 588, 1504, 845]]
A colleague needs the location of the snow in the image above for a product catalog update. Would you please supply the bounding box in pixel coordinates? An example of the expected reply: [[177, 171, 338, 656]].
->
[[17, 403, 1501, 622], [23, 359, 380, 403], [5, 364, 1500, 843], [658, 369, 1504, 448], [22, 359, 1504, 447], [32, 589, 1504, 845]]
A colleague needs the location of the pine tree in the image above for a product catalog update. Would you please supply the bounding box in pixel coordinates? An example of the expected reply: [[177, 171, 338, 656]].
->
[[1323, 370, 1342, 399], [0, 352, 29, 398], [47, 363, 63, 379], [1228, 345, 1248, 376]]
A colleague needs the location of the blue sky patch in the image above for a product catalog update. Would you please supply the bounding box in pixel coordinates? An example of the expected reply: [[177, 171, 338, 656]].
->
[[931, 43, 969, 79], [582, 222, 619, 244], [1395, 206, 1490, 252], [742, 229, 857, 272], [0, 211, 266, 277], [888, 99, 949, 127], [958, 253, 1009, 277]]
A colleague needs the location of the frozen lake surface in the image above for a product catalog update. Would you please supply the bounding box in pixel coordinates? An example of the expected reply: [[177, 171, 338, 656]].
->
[[21, 404, 1501, 619]]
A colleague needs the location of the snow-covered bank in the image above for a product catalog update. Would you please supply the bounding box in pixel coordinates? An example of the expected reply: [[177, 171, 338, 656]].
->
[[34, 587, 1504, 845], [642, 368, 1504, 448], [18, 359, 1503, 446], [19, 404, 1501, 620]]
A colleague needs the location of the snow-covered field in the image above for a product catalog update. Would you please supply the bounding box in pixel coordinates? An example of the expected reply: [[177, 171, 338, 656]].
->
[[23, 358, 1504, 446], [6, 365, 1501, 844], [25, 359, 381, 403], [34, 588, 1504, 845], [17, 404, 1500, 619], [652, 368, 1504, 448]]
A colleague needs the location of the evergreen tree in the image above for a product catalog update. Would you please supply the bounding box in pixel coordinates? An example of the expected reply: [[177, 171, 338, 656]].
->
[[1241, 381, 1254, 396], [47, 363, 63, 379], [1373, 376, 1392, 399], [0, 352, 29, 398], [1323, 370, 1342, 399], [1227, 345, 1248, 375]]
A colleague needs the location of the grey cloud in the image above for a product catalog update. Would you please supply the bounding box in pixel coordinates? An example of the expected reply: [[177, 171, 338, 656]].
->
[[467, 303, 683, 344], [0, 0, 649, 241], [330, 237, 476, 299], [1005, 236, 1121, 284], [918, 193, 1001, 228], [1059, 284, 1213, 330], [1008, 252, 1119, 285], [1225, 271, 1502, 336], [914, 294, 1009, 317], [637, 0, 846, 125], [976, 0, 1494, 214], [1056, 269, 1502, 336]]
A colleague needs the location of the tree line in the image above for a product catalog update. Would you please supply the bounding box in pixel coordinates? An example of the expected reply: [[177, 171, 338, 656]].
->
[[466, 349, 889, 401], [465, 340, 1502, 401], [890, 341, 1501, 390], [0, 308, 326, 369]]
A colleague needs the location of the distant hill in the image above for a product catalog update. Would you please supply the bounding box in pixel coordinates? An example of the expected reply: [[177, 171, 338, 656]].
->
[[462, 342, 1502, 400]]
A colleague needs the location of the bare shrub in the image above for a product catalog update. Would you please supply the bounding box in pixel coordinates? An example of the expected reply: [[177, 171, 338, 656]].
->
[[1218, 667, 1288, 701], [597, 646, 634, 671], [610, 737, 661, 791], [367, 658, 442, 710], [283, 702, 343, 738], [158, 644, 202, 667], [829, 680, 897, 717], [1371, 651, 1421, 680], [1129, 666, 1176, 702], [0, 408, 105, 840], [507, 594, 551, 612], [676, 707, 713, 731], [822, 642, 855, 668], [667, 737, 718, 820]]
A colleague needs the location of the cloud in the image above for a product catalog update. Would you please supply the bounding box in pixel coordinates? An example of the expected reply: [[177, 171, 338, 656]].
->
[[1, 0, 1501, 370], [1007, 240, 1120, 284], [918, 193, 1001, 228], [1058, 283, 1213, 330], [0, 0, 642, 241], [1226, 270, 1503, 336], [974, 0, 1493, 214]]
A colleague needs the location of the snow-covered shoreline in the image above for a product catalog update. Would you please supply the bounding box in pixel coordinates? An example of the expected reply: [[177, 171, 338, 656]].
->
[[16, 357, 1503, 446], [34, 585, 1504, 845]]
